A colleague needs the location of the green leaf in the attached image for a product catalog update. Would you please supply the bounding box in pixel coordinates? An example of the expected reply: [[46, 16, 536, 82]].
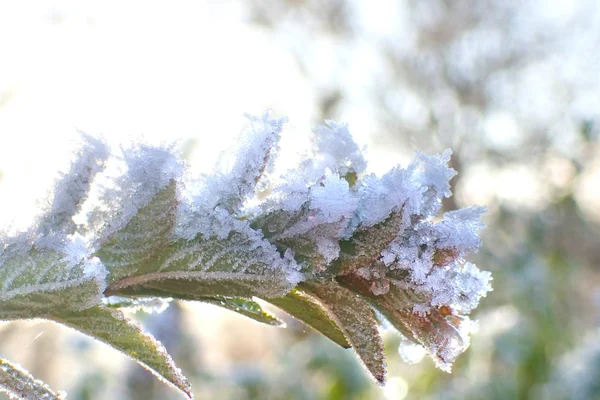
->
[[52, 306, 192, 399], [268, 289, 350, 348], [0, 357, 64, 400], [197, 296, 284, 326], [300, 281, 386, 384], [96, 180, 178, 281], [0, 246, 106, 321]]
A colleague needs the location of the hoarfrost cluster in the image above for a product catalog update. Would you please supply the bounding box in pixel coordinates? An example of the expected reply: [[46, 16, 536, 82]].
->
[[0, 111, 491, 397]]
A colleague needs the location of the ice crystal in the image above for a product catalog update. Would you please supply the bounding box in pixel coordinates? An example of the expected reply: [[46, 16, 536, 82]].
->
[[310, 170, 357, 224], [312, 120, 367, 176]]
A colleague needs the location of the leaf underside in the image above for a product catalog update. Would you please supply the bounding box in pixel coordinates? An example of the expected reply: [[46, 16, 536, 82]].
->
[[108, 271, 293, 300], [268, 289, 350, 348], [300, 281, 387, 384], [51, 306, 192, 399], [0, 358, 64, 400], [194, 296, 284, 326]]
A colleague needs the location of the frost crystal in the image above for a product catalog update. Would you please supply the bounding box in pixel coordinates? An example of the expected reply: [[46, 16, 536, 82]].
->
[[313, 120, 367, 176], [310, 170, 357, 223]]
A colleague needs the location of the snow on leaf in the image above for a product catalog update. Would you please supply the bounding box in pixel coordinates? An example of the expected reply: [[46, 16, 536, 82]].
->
[[52, 306, 192, 399], [0, 358, 65, 400], [0, 233, 107, 320], [268, 289, 351, 349], [301, 281, 387, 384], [221, 111, 287, 211], [426, 262, 493, 314]]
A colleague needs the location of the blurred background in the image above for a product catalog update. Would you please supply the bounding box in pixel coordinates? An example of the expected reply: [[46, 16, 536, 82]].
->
[[1, 1, 600, 399]]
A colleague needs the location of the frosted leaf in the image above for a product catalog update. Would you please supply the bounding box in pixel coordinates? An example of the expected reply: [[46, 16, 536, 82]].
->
[[40, 133, 109, 235], [53, 306, 192, 398], [312, 120, 367, 176], [122, 144, 183, 197], [433, 206, 486, 254], [232, 112, 287, 202], [0, 112, 491, 389], [175, 112, 287, 243], [303, 281, 387, 384], [0, 232, 107, 320], [85, 143, 183, 243], [0, 358, 65, 400], [264, 172, 354, 241], [106, 218, 302, 300], [334, 212, 405, 275], [194, 111, 287, 216], [337, 272, 474, 373], [96, 181, 178, 281]]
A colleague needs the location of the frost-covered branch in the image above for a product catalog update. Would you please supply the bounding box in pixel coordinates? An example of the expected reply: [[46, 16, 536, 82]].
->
[[0, 111, 491, 398]]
